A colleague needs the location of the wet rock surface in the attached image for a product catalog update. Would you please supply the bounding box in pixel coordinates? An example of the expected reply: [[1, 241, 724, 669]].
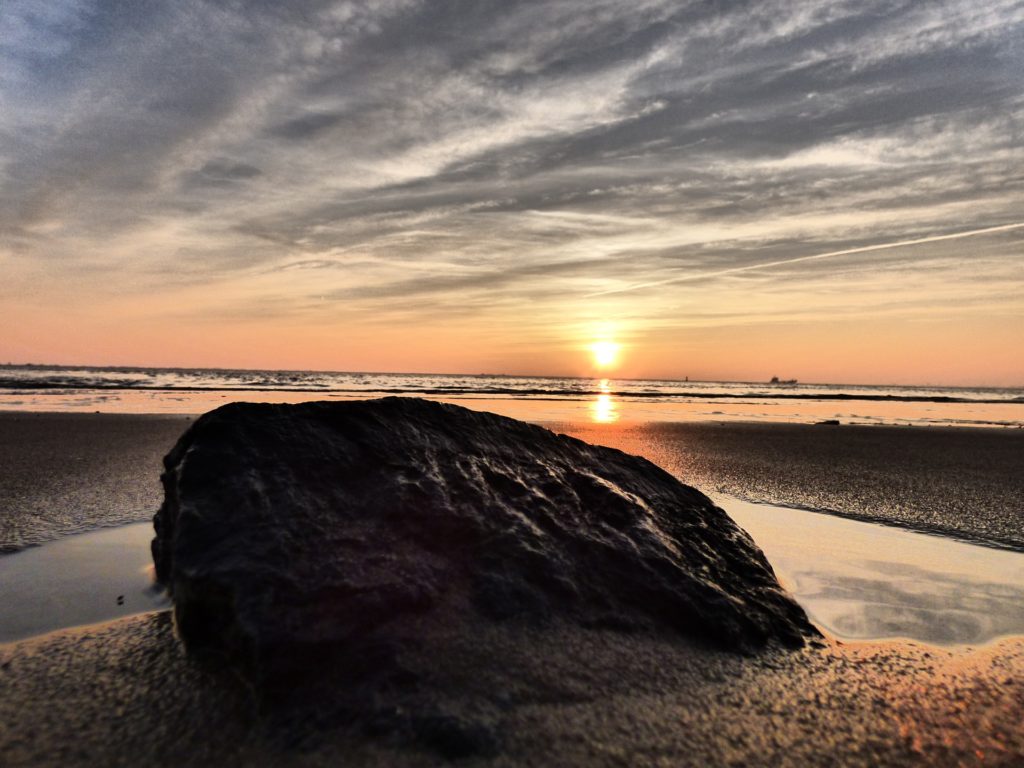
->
[[153, 398, 814, 703]]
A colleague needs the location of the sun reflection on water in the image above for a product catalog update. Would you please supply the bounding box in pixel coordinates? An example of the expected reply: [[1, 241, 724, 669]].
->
[[591, 379, 619, 423]]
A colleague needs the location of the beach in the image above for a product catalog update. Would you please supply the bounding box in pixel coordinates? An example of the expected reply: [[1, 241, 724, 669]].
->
[[0, 413, 192, 553], [7, 1, 1024, 763], [1, 407, 1023, 765], [3, 611, 1023, 767]]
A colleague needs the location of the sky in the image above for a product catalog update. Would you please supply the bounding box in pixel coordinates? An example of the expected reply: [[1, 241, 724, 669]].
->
[[2, 0, 1023, 385]]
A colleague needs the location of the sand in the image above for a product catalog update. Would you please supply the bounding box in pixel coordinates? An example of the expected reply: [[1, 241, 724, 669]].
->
[[2, 411, 1023, 765], [0, 413, 190, 552], [1, 612, 1022, 766]]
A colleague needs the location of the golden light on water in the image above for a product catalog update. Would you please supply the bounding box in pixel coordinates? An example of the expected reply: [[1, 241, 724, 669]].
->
[[590, 340, 621, 369], [591, 378, 619, 423]]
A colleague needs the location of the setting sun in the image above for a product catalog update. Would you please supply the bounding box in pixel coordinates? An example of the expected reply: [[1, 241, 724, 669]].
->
[[590, 341, 621, 369]]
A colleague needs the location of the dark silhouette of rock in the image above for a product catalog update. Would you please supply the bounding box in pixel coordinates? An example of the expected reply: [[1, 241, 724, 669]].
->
[[153, 398, 815, 699]]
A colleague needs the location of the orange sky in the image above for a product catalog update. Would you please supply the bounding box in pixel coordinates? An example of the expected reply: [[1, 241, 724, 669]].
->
[[5, 255, 1023, 387]]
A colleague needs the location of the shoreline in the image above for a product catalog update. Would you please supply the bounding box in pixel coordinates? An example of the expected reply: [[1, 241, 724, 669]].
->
[[5, 407, 1024, 428], [3, 378, 1023, 429], [4, 385, 1022, 406]]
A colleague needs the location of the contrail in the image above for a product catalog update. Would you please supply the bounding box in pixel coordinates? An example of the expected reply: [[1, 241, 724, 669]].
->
[[589, 221, 1024, 297]]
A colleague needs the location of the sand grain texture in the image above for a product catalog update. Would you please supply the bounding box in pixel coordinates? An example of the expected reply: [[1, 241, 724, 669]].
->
[[0, 413, 189, 552], [1, 613, 1022, 766]]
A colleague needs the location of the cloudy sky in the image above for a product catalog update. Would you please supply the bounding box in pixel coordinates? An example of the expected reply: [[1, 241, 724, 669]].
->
[[2, 0, 1023, 384]]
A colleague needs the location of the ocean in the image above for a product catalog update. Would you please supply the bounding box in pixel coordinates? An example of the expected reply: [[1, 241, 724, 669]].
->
[[1, 364, 1021, 428]]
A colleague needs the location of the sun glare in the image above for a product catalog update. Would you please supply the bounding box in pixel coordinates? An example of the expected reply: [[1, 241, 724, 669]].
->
[[590, 340, 621, 369], [591, 393, 619, 423], [591, 378, 619, 423]]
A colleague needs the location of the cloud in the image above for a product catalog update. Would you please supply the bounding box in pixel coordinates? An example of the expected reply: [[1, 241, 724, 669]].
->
[[591, 222, 1024, 297], [267, 111, 347, 141], [0, 0, 1022, 369]]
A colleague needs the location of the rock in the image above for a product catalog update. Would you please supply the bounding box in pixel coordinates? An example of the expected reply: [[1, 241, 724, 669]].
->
[[153, 398, 815, 695]]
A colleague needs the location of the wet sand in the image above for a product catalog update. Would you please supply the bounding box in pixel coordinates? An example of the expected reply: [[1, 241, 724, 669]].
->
[[1, 612, 1022, 766], [0, 413, 190, 552]]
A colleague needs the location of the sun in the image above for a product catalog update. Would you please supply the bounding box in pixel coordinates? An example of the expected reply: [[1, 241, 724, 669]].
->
[[590, 340, 621, 369]]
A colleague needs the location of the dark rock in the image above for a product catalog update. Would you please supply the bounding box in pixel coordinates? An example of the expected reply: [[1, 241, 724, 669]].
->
[[153, 398, 815, 693], [408, 712, 499, 759]]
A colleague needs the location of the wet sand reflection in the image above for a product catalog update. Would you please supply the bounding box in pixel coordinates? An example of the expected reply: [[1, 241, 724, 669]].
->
[[590, 379, 620, 423], [723, 496, 1024, 645]]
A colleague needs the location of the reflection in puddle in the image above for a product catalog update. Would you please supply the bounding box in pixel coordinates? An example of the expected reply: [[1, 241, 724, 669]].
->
[[0, 522, 167, 644], [722, 496, 1024, 646]]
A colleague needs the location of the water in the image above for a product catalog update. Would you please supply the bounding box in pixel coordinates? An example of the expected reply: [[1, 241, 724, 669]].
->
[[2, 364, 1022, 427], [723, 497, 1024, 646], [2, 501, 1023, 647], [0, 522, 167, 644]]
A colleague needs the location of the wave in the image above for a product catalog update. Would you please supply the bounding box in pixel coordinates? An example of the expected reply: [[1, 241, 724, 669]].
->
[[1, 376, 1020, 406]]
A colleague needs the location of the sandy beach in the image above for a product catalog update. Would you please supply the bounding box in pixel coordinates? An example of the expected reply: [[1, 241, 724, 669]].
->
[[2, 605, 1023, 766], [1, 409, 1023, 765], [6, 0, 1024, 763], [0, 413, 192, 554]]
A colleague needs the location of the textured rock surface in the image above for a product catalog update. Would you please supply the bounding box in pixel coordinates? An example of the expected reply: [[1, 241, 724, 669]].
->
[[153, 398, 815, 688]]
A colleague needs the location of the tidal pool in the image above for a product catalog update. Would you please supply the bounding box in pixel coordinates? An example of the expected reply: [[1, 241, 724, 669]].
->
[[0, 522, 167, 644], [2, 501, 1023, 647], [722, 496, 1024, 646]]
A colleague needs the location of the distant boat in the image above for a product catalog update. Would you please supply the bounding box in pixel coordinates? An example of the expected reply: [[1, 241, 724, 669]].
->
[[769, 376, 798, 385]]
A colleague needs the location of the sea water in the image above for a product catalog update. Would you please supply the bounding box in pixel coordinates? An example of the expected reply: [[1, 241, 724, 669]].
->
[[722, 497, 1024, 646], [2, 364, 1022, 428]]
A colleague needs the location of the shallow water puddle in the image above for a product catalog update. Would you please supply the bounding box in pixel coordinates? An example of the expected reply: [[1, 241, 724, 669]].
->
[[2, 505, 1024, 647], [0, 522, 167, 644], [720, 496, 1024, 646]]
